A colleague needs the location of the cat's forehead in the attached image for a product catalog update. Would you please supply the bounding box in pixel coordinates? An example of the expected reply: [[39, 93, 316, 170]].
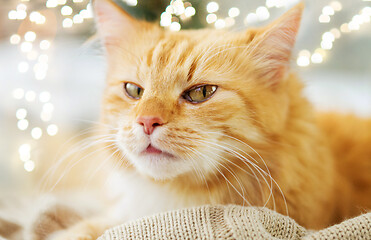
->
[[136, 29, 245, 88]]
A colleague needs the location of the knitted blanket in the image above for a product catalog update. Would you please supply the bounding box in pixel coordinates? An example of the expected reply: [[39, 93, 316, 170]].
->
[[99, 205, 371, 240]]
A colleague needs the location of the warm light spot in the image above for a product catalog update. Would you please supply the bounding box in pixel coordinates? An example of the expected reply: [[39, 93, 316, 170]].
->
[[16, 10, 27, 20], [315, 48, 327, 58], [298, 50, 311, 58], [330, 1, 342, 11], [266, 0, 276, 8], [17, 119, 29, 130], [348, 21, 360, 31], [31, 127, 43, 139], [30, 11, 46, 24], [24, 31, 36, 42], [206, 13, 217, 23], [225, 17, 235, 27], [43, 103, 54, 113], [244, 13, 258, 25], [57, 0, 67, 5], [206, 2, 219, 13], [340, 23, 350, 33], [47, 124, 59, 136], [171, 0, 185, 15], [16, 108, 27, 119], [40, 40, 51, 50], [61, 6, 73, 16], [21, 42, 33, 52], [322, 6, 335, 16], [18, 144, 31, 160], [63, 18, 73, 28], [166, 5, 174, 14], [30, 11, 40, 22], [228, 7, 240, 18], [160, 12, 172, 27], [297, 56, 310, 67], [311, 53, 323, 64], [73, 14, 84, 24], [8, 10, 17, 20], [24, 160, 35, 172], [170, 22, 181, 31], [46, 0, 58, 8], [17, 3, 27, 11], [322, 32, 335, 42], [319, 14, 330, 23], [321, 40, 333, 50], [184, 7, 196, 17], [40, 111, 52, 122], [214, 19, 225, 29], [330, 28, 341, 39], [126, 0, 137, 7], [362, 7, 371, 16], [353, 15, 365, 25], [10, 34, 21, 45], [256, 6, 270, 21]]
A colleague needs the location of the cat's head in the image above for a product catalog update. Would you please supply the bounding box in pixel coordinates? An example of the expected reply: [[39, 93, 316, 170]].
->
[[95, 0, 303, 181]]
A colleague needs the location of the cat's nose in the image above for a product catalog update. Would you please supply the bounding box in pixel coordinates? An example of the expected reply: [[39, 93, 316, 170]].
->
[[136, 116, 164, 135]]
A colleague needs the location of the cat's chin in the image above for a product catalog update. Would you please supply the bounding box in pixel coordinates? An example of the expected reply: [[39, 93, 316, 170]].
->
[[124, 150, 193, 181]]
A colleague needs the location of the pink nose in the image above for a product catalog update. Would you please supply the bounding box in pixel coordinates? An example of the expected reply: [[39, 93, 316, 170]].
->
[[136, 116, 164, 135]]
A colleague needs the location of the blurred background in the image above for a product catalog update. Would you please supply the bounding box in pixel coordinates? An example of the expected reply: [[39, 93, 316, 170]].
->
[[0, 0, 370, 193]]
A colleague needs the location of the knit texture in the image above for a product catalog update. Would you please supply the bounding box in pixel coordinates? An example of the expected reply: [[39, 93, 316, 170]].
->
[[98, 205, 371, 240]]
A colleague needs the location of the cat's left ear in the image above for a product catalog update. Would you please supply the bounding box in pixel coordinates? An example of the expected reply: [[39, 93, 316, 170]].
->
[[249, 3, 304, 84], [94, 0, 154, 50]]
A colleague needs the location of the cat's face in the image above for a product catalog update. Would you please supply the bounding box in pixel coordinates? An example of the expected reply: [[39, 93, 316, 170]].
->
[[95, 0, 302, 180]]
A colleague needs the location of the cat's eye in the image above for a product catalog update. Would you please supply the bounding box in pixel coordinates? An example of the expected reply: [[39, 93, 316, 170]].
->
[[124, 83, 143, 99], [183, 85, 218, 103]]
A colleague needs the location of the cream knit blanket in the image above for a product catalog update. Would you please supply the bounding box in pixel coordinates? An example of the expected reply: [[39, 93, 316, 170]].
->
[[99, 205, 371, 240]]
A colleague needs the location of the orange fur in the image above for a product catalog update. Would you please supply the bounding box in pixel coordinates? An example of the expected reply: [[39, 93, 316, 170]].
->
[[48, 1, 371, 238], [93, 0, 371, 229]]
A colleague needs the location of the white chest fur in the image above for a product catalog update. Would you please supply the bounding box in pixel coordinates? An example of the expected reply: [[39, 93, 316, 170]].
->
[[105, 170, 205, 222]]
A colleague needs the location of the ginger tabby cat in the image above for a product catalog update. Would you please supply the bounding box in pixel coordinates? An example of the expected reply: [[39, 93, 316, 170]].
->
[[45, 0, 371, 239]]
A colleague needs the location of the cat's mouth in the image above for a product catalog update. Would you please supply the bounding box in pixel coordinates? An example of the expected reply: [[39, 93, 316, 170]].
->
[[142, 144, 174, 158]]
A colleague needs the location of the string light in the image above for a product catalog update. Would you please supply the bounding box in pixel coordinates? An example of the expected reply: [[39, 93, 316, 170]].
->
[[160, 0, 196, 31], [9, 0, 94, 173], [228, 8, 240, 18], [17, 119, 29, 131], [61, 6, 73, 15], [16, 108, 27, 120], [206, 2, 219, 13], [24, 31, 36, 42], [206, 13, 217, 23], [297, 4, 371, 67], [47, 124, 59, 136], [24, 160, 35, 172]]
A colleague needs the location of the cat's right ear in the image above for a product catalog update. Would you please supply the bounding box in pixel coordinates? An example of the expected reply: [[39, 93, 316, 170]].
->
[[94, 0, 144, 49]]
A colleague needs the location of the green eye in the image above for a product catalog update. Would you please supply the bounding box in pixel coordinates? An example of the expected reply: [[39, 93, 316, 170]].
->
[[183, 85, 218, 103], [124, 83, 143, 99]]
